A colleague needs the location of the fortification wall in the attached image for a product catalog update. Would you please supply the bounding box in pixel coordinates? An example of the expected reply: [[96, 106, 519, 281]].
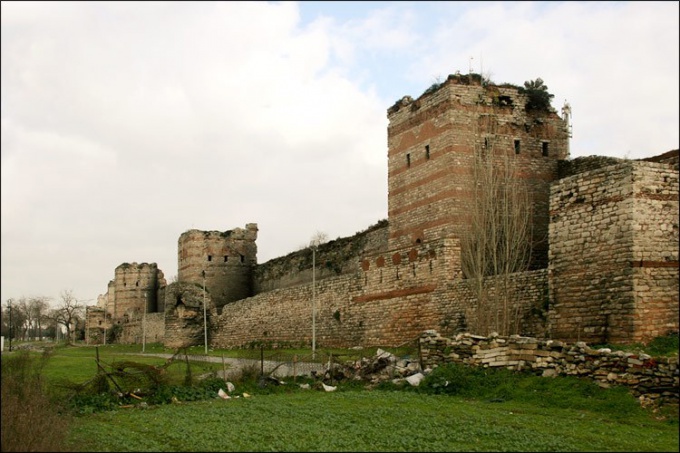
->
[[253, 221, 388, 294], [630, 162, 679, 341], [386, 74, 569, 269], [117, 312, 164, 345], [177, 224, 258, 311], [557, 155, 625, 179], [206, 238, 548, 349], [549, 160, 679, 344]]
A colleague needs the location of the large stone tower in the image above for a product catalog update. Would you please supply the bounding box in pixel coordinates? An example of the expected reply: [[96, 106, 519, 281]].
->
[[110, 262, 165, 319], [177, 223, 258, 311], [386, 73, 570, 268]]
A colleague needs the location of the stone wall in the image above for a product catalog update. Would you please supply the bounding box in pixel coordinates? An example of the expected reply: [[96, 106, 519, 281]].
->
[[204, 237, 549, 350], [163, 281, 215, 349], [117, 312, 165, 345], [419, 330, 679, 405], [557, 155, 625, 178], [630, 162, 679, 341], [253, 220, 388, 294], [549, 160, 679, 344]]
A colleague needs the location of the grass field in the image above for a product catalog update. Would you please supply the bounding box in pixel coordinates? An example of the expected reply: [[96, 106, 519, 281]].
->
[[2, 340, 678, 452]]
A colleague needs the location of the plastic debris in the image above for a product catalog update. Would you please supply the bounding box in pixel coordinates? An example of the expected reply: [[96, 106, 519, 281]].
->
[[218, 388, 231, 399]]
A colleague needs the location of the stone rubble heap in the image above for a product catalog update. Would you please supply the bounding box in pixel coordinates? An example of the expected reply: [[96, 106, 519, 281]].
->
[[419, 330, 679, 405]]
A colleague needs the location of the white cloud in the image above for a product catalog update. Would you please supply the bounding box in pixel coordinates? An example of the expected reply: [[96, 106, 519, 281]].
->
[[1, 1, 677, 304]]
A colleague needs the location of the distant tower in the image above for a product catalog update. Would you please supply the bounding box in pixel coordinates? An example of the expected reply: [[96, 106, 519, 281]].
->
[[110, 262, 165, 319], [386, 73, 570, 268], [177, 223, 258, 311]]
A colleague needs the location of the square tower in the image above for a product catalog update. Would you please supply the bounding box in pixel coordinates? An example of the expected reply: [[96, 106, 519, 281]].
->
[[386, 74, 570, 269]]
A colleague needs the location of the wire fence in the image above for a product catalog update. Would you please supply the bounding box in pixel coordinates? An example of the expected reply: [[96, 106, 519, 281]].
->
[[198, 337, 423, 384]]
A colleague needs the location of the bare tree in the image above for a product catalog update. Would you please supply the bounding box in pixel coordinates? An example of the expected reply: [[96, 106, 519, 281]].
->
[[15, 297, 31, 340], [49, 290, 85, 344], [309, 230, 329, 249], [461, 113, 532, 336], [28, 297, 51, 340]]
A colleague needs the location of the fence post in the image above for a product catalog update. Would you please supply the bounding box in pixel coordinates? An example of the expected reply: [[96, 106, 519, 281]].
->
[[260, 344, 264, 377], [293, 355, 297, 382]]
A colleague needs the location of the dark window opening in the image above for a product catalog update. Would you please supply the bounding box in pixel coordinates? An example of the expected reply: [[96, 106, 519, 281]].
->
[[498, 95, 513, 106], [135, 281, 139, 287], [123, 282, 126, 287], [240, 254, 245, 263], [208, 255, 212, 262], [425, 145, 430, 160], [406, 153, 411, 167], [514, 139, 520, 154], [484, 137, 489, 149], [224, 256, 228, 262], [542, 142, 549, 156]]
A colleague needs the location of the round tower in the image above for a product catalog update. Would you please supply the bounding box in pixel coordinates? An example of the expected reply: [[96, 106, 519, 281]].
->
[[177, 223, 258, 311]]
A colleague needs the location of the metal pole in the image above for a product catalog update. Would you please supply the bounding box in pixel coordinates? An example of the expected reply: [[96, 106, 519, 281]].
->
[[142, 292, 146, 353], [8, 299, 12, 352], [312, 246, 316, 359], [103, 302, 107, 345], [203, 270, 208, 355]]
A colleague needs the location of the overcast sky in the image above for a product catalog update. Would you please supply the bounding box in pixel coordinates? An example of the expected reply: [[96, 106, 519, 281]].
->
[[2, 1, 678, 306]]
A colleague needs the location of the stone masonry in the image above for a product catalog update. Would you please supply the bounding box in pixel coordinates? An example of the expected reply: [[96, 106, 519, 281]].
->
[[549, 160, 679, 344], [86, 74, 678, 355]]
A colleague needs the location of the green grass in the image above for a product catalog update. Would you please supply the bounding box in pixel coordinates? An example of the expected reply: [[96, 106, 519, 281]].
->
[[592, 333, 679, 358], [66, 392, 678, 452], [3, 340, 678, 452]]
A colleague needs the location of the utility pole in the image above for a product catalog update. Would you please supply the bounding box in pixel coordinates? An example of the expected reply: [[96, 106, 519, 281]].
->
[[142, 291, 147, 353], [312, 245, 316, 359], [8, 299, 12, 352], [202, 270, 208, 355], [103, 300, 107, 345]]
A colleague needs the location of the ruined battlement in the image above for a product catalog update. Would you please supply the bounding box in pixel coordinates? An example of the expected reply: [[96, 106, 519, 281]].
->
[[177, 223, 258, 311], [109, 262, 165, 320]]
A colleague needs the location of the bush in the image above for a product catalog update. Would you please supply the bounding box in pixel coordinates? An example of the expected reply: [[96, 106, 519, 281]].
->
[[1, 351, 72, 452]]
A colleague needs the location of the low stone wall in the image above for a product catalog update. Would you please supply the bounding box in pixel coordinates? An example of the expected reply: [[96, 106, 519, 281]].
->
[[419, 330, 679, 405], [118, 313, 165, 345]]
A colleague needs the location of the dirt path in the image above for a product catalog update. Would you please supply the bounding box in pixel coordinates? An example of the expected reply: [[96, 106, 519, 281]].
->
[[132, 352, 326, 379]]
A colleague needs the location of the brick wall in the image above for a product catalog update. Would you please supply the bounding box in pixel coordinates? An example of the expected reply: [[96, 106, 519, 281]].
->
[[386, 74, 569, 269], [207, 238, 549, 349]]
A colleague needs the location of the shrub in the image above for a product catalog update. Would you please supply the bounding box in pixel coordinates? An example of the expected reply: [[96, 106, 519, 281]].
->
[[1, 351, 72, 452]]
